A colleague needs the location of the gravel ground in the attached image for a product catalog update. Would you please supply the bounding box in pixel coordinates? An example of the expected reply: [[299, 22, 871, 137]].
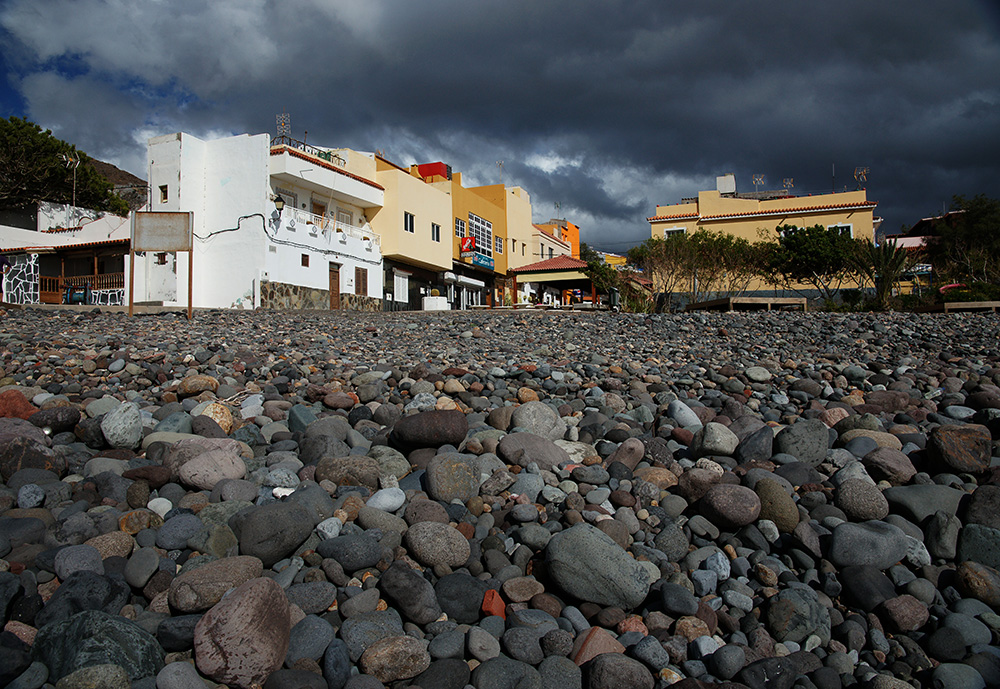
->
[[1, 306, 999, 689]]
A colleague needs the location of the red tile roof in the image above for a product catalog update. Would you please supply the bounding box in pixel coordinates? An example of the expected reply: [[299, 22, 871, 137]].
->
[[700, 201, 877, 221], [646, 212, 699, 222], [1, 238, 129, 254], [648, 201, 877, 223], [270, 146, 385, 191], [511, 255, 588, 273]]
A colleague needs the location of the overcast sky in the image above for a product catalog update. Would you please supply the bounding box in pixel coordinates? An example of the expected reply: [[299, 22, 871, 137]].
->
[[2, 0, 998, 251]]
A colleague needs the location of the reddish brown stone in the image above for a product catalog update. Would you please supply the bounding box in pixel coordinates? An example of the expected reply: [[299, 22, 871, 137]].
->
[[880, 594, 930, 632], [122, 465, 172, 489], [931, 424, 992, 474], [194, 577, 290, 689], [359, 635, 431, 683], [956, 561, 1000, 608], [482, 588, 506, 619], [571, 626, 625, 665], [0, 437, 65, 480], [0, 389, 38, 420]]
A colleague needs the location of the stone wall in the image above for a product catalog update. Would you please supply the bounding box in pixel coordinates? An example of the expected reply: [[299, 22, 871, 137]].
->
[[259, 280, 384, 312], [260, 280, 329, 310], [340, 293, 382, 312], [91, 289, 125, 306], [2, 254, 39, 305]]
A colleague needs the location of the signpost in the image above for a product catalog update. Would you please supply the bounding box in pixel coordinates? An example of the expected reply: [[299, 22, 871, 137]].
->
[[130, 211, 194, 319]]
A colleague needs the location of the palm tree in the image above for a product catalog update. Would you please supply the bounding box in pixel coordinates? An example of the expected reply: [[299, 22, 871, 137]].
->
[[852, 239, 909, 309]]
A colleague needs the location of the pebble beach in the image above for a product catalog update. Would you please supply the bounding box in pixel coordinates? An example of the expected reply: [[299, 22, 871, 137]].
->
[[1, 306, 1000, 689]]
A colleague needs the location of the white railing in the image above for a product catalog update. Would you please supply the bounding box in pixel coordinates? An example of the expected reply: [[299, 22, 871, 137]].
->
[[281, 209, 380, 247]]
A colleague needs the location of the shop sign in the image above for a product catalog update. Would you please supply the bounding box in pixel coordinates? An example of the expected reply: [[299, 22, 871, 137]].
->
[[472, 253, 494, 270], [460, 236, 476, 258]]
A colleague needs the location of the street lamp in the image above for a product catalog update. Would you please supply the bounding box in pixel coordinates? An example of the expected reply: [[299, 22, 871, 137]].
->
[[273, 195, 285, 212]]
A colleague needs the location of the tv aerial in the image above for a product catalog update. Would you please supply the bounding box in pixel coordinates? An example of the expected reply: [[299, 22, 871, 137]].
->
[[497, 160, 504, 184], [854, 166, 869, 188], [276, 112, 290, 139], [752, 174, 765, 192], [783, 178, 794, 191]]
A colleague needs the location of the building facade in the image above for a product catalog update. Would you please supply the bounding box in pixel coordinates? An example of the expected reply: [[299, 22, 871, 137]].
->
[[144, 132, 384, 310]]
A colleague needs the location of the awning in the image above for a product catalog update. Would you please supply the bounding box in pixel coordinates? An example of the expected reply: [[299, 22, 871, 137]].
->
[[457, 275, 485, 288], [442, 271, 457, 283]]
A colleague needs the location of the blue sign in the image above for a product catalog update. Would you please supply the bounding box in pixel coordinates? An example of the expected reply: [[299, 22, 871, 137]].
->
[[471, 254, 494, 270]]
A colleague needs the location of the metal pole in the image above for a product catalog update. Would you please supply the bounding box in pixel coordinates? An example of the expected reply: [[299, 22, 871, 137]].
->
[[128, 249, 135, 317], [187, 249, 193, 320]]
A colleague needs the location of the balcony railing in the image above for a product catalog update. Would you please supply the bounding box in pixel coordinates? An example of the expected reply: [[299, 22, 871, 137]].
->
[[271, 136, 347, 167], [281, 209, 380, 247], [39, 273, 125, 303]]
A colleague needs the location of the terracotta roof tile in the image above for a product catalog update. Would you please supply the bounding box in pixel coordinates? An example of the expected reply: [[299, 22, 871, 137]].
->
[[270, 146, 385, 191], [510, 255, 589, 273], [1, 238, 129, 254]]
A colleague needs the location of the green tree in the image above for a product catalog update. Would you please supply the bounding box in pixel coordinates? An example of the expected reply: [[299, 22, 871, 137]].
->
[[0, 116, 129, 215], [769, 224, 856, 301], [627, 234, 692, 311], [851, 239, 909, 309], [580, 243, 619, 294], [924, 194, 1000, 284]]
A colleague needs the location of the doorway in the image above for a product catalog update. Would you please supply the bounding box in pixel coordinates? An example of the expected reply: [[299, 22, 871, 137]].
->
[[329, 263, 340, 309]]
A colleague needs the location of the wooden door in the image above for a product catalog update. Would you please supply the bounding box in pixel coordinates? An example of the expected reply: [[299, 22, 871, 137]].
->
[[329, 264, 340, 309], [312, 201, 327, 228]]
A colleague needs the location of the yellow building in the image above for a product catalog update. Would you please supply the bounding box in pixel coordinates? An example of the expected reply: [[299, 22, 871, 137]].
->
[[371, 158, 539, 309], [647, 181, 880, 299], [534, 219, 581, 259], [649, 187, 878, 243], [371, 156, 453, 309]]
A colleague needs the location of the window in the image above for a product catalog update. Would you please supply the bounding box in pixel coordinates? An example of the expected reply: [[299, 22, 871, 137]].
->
[[664, 227, 686, 238], [155, 252, 168, 265], [495, 235, 503, 254], [159, 185, 168, 203], [393, 271, 409, 303], [404, 212, 415, 233], [455, 218, 466, 237], [336, 208, 353, 227], [522, 243, 525, 256], [548, 247, 554, 259], [355, 267, 368, 296], [468, 213, 492, 258], [828, 224, 853, 237], [431, 223, 441, 242], [301, 254, 310, 267]]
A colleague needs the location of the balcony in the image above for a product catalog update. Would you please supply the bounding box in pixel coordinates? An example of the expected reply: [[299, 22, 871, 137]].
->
[[276, 208, 381, 249], [269, 138, 384, 210]]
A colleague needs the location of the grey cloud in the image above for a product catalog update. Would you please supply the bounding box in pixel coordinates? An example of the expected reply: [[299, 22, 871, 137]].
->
[[2, 0, 998, 248]]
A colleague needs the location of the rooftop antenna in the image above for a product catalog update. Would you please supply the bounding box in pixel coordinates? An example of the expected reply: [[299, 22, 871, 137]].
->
[[60, 151, 81, 208], [854, 166, 869, 190], [276, 112, 290, 139], [496, 160, 504, 184], [752, 173, 764, 193], [554, 201, 561, 216], [783, 178, 794, 192]]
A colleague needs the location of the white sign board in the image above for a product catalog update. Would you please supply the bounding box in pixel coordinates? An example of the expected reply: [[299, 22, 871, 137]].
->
[[132, 212, 193, 252]]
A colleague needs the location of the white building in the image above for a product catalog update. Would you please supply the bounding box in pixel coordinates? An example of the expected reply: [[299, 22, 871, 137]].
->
[[1, 201, 134, 306], [144, 132, 384, 310], [2, 132, 386, 311]]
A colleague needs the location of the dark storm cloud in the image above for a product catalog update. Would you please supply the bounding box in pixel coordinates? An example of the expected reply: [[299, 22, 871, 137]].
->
[[2, 0, 998, 248]]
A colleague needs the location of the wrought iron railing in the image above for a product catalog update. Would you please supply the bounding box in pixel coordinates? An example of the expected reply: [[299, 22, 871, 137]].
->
[[271, 136, 347, 167]]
